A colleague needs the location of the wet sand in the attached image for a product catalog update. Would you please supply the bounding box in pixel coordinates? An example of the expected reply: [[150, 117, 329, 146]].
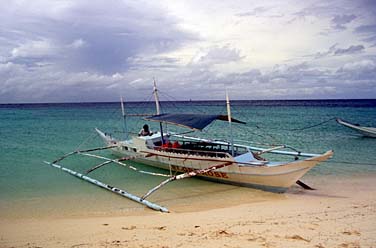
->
[[1, 175, 375, 248]]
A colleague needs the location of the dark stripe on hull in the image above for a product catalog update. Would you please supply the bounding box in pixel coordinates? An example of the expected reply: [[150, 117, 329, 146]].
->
[[134, 157, 290, 193]]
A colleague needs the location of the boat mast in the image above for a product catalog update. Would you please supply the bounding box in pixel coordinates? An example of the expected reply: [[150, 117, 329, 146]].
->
[[226, 91, 235, 156], [153, 79, 165, 144], [153, 79, 161, 115], [120, 96, 128, 140]]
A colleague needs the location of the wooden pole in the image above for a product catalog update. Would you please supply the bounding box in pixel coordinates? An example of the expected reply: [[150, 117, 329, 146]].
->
[[141, 161, 232, 201], [226, 91, 235, 157], [296, 180, 315, 190], [52, 145, 117, 164], [85, 160, 112, 174], [44, 161, 169, 213], [79, 153, 170, 177], [255, 145, 286, 156], [120, 96, 128, 140], [153, 79, 165, 145]]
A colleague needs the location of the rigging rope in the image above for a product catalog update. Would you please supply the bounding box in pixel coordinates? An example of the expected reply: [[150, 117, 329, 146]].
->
[[158, 90, 228, 115], [75, 131, 99, 151], [74, 106, 121, 151], [287, 117, 337, 131]]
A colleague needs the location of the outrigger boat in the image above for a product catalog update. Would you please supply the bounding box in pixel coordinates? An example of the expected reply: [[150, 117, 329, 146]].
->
[[45, 82, 333, 212], [336, 118, 376, 138]]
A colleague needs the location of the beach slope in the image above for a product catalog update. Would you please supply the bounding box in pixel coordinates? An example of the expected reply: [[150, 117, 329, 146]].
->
[[1, 175, 375, 248]]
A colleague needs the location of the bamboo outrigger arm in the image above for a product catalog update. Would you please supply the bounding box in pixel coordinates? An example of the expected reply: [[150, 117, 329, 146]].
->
[[79, 152, 170, 177], [254, 145, 286, 156], [52, 145, 118, 164], [140, 161, 233, 201], [84, 154, 140, 174]]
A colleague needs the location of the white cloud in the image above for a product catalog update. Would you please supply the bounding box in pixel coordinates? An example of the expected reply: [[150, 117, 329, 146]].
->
[[69, 39, 86, 49], [337, 59, 376, 81], [11, 39, 58, 59], [0, 0, 376, 102], [191, 45, 244, 66], [340, 60, 376, 72]]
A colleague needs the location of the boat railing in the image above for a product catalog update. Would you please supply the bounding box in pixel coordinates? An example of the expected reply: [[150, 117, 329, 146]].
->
[[154, 146, 232, 159]]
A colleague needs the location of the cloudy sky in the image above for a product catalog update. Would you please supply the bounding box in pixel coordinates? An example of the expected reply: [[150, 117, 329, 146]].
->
[[0, 0, 375, 103]]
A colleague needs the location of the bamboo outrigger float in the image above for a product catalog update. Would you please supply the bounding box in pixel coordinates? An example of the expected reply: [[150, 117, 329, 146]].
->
[[46, 81, 333, 212], [44, 160, 169, 212]]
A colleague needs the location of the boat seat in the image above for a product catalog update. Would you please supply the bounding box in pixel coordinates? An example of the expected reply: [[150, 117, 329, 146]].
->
[[235, 152, 256, 163], [172, 141, 181, 148], [145, 139, 155, 149], [235, 152, 268, 166]]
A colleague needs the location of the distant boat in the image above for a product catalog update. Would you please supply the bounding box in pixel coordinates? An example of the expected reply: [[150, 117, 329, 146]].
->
[[336, 118, 376, 138]]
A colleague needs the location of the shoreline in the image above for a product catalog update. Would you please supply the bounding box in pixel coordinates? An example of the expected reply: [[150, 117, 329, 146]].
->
[[1, 174, 376, 247], [3, 172, 369, 221]]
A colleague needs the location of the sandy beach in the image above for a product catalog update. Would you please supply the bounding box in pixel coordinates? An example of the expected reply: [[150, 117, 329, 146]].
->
[[1, 175, 375, 248]]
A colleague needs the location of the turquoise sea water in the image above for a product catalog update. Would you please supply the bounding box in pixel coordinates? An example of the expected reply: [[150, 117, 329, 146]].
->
[[0, 99, 375, 217]]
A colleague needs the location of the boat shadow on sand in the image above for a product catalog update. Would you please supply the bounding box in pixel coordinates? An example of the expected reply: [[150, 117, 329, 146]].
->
[[287, 186, 348, 199]]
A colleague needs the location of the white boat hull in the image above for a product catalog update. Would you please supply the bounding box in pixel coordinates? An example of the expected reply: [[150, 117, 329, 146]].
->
[[337, 118, 376, 138], [135, 153, 331, 192], [100, 130, 333, 192]]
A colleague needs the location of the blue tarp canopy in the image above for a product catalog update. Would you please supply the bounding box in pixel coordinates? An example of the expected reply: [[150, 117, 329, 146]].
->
[[144, 113, 246, 130]]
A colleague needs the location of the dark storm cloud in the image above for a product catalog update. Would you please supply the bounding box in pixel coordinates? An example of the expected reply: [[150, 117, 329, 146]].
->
[[355, 24, 376, 46], [1, 1, 196, 74], [334, 45, 365, 55], [164, 56, 376, 100], [331, 14, 356, 30], [126, 56, 181, 70], [354, 24, 376, 34], [0, 0, 198, 103], [308, 44, 364, 59], [288, 1, 359, 32], [313, 44, 338, 59]]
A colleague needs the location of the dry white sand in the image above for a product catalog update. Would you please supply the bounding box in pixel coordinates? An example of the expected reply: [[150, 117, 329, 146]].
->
[[1, 175, 375, 248]]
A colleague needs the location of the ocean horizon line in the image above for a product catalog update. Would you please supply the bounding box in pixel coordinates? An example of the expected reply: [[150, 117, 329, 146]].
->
[[1, 98, 376, 106]]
